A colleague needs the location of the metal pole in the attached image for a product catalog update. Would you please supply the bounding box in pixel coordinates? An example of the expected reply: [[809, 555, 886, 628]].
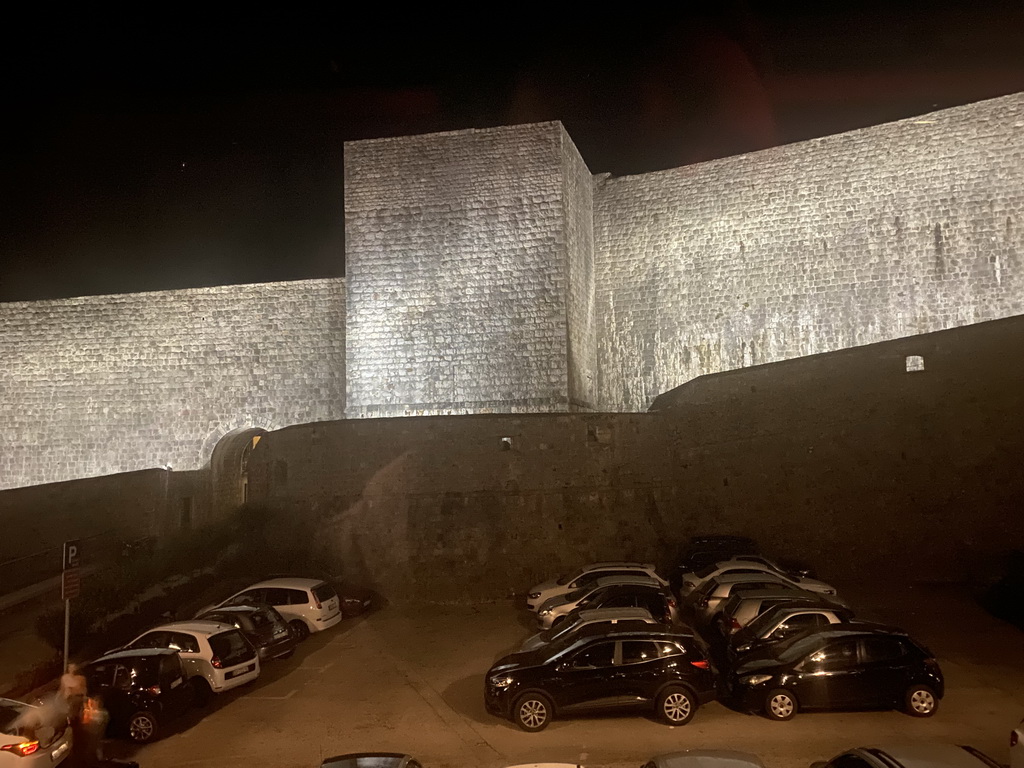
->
[[63, 598, 70, 672]]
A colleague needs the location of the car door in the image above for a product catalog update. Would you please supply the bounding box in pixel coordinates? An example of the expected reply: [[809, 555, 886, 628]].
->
[[84, 662, 123, 728], [166, 631, 204, 680], [617, 640, 666, 704], [555, 640, 619, 712], [857, 636, 912, 707], [792, 638, 862, 709]]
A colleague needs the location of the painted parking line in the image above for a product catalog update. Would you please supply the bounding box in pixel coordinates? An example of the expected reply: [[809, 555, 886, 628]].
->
[[244, 688, 298, 701]]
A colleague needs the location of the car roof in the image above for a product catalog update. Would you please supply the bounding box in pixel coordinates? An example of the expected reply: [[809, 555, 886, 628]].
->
[[241, 577, 326, 589], [320, 753, 418, 768], [792, 621, 907, 643], [146, 620, 239, 636], [651, 750, 766, 768], [710, 572, 791, 586], [727, 588, 814, 602], [200, 604, 266, 615], [592, 574, 661, 588], [851, 744, 1001, 768], [90, 647, 180, 664], [756, 599, 848, 615], [575, 607, 654, 622], [581, 562, 655, 571]]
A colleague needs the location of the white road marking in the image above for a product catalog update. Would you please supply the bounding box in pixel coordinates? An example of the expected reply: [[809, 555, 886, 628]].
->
[[244, 688, 297, 700]]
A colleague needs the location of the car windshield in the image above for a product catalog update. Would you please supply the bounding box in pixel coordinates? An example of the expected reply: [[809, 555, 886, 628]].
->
[[562, 586, 590, 603], [745, 608, 790, 637], [210, 630, 254, 667], [538, 616, 582, 643], [312, 583, 336, 603], [770, 631, 825, 663], [694, 563, 721, 578], [556, 569, 584, 586]]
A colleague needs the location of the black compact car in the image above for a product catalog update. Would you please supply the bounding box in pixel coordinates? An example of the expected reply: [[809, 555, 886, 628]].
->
[[485, 625, 717, 731], [727, 623, 943, 721], [82, 648, 193, 742], [196, 604, 298, 661]]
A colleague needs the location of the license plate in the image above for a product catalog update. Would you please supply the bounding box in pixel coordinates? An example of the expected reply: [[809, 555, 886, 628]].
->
[[52, 740, 69, 761], [227, 664, 255, 679]]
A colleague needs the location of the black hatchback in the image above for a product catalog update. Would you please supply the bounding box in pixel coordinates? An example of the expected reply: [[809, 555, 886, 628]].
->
[[82, 648, 193, 742], [727, 622, 943, 720], [196, 604, 298, 661], [485, 625, 717, 731]]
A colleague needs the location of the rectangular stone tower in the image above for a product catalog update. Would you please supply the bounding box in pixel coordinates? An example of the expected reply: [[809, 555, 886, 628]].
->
[[344, 122, 596, 417]]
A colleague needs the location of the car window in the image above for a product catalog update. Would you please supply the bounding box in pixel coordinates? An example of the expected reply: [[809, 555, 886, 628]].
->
[[861, 637, 907, 663], [130, 631, 170, 649], [209, 630, 255, 666], [806, 639, 859, 669], [601, 594, 638, 608], [159, 654, 184, 684], [312, 583, 337, 603], [85, 662, 116, 688], [168, 632, 200, 653], [638, 594, 666, 615], [288, 588, 310, 605], [572, 642, 616, 669], [621, 641, 659, 665], [771, 613, 830, 638], [228, 589, 264, 606], [112, 664, 133, 691], [258, 588, 287, 605], [657, 641, 686, 658]]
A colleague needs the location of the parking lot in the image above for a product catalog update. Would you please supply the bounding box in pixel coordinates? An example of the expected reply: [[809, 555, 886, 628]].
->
[[109, 578, 1024, 768]]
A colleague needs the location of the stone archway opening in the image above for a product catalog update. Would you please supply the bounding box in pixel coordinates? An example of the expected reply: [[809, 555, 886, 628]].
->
[[210, 427, 268, 517]]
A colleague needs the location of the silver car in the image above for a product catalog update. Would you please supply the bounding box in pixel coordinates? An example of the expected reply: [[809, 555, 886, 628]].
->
[[519, 607, 657, 652], [679, 558, 835, 597], [0, 696, 72, 766], [729, 600, 856, 655], [687, 572, 841, 623], [536, 574, 663, 629], [712, 588, 834, 636], [525, 562, 667, 612]]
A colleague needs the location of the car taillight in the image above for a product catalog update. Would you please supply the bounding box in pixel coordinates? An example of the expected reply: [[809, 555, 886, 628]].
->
[[1, 740, 40, 757], [690, 659, 710, 669], [730, 618, 742, 630], [211, 656, 223, 669], [146, 685, 161, 695], [314, 596, 322, 610]]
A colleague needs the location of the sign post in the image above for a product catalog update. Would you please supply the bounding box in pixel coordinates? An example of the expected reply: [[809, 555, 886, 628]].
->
[[62, 540, 81, 672]]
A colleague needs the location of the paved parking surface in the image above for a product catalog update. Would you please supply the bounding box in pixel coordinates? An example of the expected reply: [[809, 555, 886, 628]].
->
[[115, 580, 1024, 768]]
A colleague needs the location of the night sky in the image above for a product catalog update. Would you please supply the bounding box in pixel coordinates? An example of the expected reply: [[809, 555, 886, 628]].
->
[[3, 4, 1023, 304]]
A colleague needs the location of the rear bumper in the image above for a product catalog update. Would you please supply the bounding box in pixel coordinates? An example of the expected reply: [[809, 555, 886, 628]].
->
[[314, 611, 343, 631]]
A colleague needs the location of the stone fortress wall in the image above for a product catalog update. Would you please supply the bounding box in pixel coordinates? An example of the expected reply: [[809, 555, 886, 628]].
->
[[0, 279, 346, 490], [593, 93, 1024, 410], [1, 92, 1023, 491]]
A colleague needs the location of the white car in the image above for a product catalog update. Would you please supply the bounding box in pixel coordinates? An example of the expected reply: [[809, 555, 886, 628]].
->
[[536, 574, 664, 629], [123, 620, 260, 700], [1011, 716, 1024, 768], [519, 607, 657, 652], [687, 572, 844, 623], [679, 557, 834, 596], [0, 697, 72, 766], [212, 577, 342, 639], [526, 562, 667, 611]]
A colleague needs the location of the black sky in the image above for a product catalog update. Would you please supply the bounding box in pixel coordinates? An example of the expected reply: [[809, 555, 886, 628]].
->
[[3, 4, 1024, 303]]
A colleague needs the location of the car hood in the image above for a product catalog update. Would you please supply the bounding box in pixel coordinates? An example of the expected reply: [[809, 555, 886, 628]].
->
[[518, 633, 546, 653], [538, 594, 575, 612], [488, 649, 551, 676], [732, 647, 786, 675], [529, 578, 559, 595]]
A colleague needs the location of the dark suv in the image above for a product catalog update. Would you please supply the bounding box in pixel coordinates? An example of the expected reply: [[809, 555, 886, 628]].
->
[[485, 625, 716, 731], [196, 604, 298, 661], [727, 622, 943, 720], [82, 648, 193, 742]]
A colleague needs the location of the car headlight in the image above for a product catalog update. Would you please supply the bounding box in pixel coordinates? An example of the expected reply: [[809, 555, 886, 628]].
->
[[539, 607, 551, 616], [823, 588, 837, 595], [528, 592, 541, 599], [489, 675, 514, 689], [740, 674, 773, 686]]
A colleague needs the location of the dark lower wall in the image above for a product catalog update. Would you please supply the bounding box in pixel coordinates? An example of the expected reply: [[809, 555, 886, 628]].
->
[[595, 92, 1024, 411], [0, 279, 346, 490], [247, 315, 1024, 601]]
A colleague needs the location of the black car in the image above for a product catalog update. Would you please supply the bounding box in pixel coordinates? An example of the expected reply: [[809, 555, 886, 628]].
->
[[727, 623, 943, 721], [485, 625, 717, 731], [196, 604, 298, 661], [82, 648, 193, 742]]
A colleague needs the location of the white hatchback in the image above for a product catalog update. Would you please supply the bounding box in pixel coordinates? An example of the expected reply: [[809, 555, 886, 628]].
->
[[0, 696, 72, 766], [214, 577, 342, 639], [123, 621, 260, 699]]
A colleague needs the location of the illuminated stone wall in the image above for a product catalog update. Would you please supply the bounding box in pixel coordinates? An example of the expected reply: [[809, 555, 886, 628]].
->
[[594, 92, 1024, 410], [344, 122, 596, 417], [0, 279, 345, 490]]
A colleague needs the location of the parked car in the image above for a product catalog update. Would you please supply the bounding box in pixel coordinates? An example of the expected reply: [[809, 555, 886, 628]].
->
[[728, 601, 856, 655], [526, 562, 668, 612], [321, 754, 423, 768], [81, 648, 192, 743], [195, 604, 298, 661], [679, 559, 835, 598], [1012, 715, 1024, 768], [519, 607, 658, 652], [0, 696, 72, 764], [213, 577, 343, 639], [711, 588, 840, 638], [674, 535, 760, 575], [687, 573, 840, 625], [811, 743, 1003, 768], [727, 623, 943, 720], [122, 621, 260, 701], [536, 575, 669, 629], [644, 751, 766, 768], [485, 625, 716, 731]]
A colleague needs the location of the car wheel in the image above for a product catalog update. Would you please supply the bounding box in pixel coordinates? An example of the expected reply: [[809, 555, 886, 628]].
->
[[905, 684, 939, 717], [127, 710, 158, 743], [191, 677, 213, 707], [290, 620, 310, 641], [657, 686, 697, 725], [513, 692, 553, 732], [764, 688, 798, 721], [550, 615, 566, 630]]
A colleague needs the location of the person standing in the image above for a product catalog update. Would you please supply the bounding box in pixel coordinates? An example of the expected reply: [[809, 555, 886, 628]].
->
[[59, 663, 88, 723]]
